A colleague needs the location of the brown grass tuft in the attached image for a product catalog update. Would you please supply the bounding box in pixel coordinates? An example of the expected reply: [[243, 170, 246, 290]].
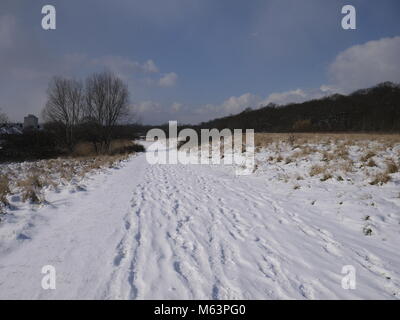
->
[[361, 151, 376, 162], [0, 175, 11, 209], [19, 174, 45, 203], [366, 159, 377, 167], [370, 173, 391, 185], [320, 173, 333, 181], [385, 159, 399, 174], [309, 165, 325, 177]]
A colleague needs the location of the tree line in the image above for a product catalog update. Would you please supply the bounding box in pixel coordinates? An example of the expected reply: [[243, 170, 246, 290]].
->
[[0, 71, 141, 162], [42, 71, 133, 153], [194, 82, 400, 133]]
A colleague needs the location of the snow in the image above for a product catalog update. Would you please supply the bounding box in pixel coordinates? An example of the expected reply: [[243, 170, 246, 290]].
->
[[0, 140, 399, 299], [0, 125, 22, 135]]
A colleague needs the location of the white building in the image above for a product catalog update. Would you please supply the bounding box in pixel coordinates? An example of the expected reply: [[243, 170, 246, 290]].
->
[[23, 114, 39, 131]]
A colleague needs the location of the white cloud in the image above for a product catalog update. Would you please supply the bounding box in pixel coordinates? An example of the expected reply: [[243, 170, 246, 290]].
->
[[90, 56, 160, 80], [195, 88, 336, 121], [159, 72, 178, 87], [133, 100, 192, 124], [260, 86, 338, 106], [171, 102, 182, 112], [194, 93, 261, 122], [143, 59, 159, 73], [194, 36, 400, 123], [258, 37, 400, 108], [329, 36, 400, 91], [261, 89, 306, 105], [220, 93, 260, 114], [133, 101, 162, 114]]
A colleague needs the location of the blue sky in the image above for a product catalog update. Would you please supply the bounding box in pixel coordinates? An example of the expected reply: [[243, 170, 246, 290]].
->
[[1, 0, 400, 124]]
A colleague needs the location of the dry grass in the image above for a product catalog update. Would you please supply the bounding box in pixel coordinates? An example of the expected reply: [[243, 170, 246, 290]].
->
[[254, 135, 273, 147], [72, 142, 97, 157], [73, 139, 141, 157], [309, 165, 326, 177], [321, 151, 336, 162], [285, 157, 293, 164], [292, 145, 318, 159], [385, 159, 399, 174], [253, 133, 399, 185], [254, 133, 400, 148], [320, 173, 333, 182], [339, 160, 354, 173], [366, 159, 377, 167], [0, 149, 135, 210], [334, 144, 349, 160], [18, 174, 45, 203], [370, 173, 391, 185], [0, 174, 10, 209], [360, 151, 376, 162]]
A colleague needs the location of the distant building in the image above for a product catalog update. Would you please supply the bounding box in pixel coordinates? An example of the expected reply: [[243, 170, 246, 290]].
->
[[23, 114, 39, 131]]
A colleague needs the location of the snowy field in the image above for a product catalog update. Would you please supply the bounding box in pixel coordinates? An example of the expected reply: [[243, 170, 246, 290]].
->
[[0, 135, 399, 299]]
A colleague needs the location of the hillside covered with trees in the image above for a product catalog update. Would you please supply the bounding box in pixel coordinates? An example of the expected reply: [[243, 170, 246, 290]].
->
[[196, 82, 400, 132]]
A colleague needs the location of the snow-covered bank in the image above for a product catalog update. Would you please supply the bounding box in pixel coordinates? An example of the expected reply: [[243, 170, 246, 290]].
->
[[0, 154, 147, 299], [0, 139, 399, 299]]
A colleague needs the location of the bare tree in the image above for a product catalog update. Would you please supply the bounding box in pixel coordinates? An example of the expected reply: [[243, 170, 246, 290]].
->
[[42, 77, 84, 150], [84, 71, 130, 153]]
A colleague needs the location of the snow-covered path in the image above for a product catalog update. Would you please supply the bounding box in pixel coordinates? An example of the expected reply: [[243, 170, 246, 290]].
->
[[0, 146, 399, 299]]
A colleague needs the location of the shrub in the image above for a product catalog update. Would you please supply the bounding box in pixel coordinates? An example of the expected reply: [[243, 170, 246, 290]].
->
[[72, 142, 96, 157], [73, 140, 145, 157], [114, 142, 145, 154], [0, 131, 61, 162]]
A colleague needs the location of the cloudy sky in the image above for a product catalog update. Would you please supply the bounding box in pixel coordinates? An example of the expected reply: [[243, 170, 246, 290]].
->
[[1, 0, 400, 124]]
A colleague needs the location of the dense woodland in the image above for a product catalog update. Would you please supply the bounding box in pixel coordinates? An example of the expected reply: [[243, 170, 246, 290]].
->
[[193, 82, 400, 133]]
